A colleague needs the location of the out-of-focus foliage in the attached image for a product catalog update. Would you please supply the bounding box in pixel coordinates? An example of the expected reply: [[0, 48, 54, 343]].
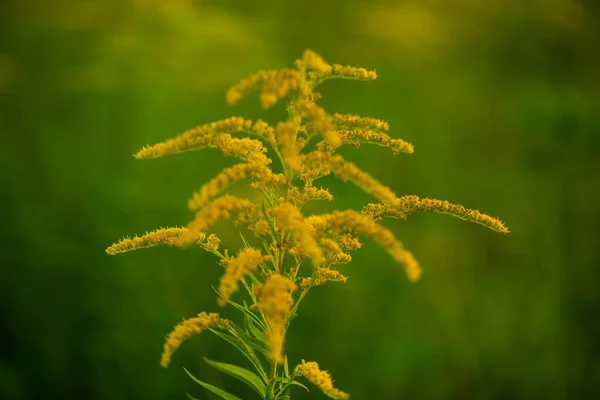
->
[[1, 0, 598, 399]]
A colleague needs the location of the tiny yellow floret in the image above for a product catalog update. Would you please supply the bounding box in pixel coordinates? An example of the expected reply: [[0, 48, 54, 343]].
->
[[160, 312, 229, 368], [217, 248, 269, 307], [296, 360, 349, 400], [251, 274, 297, 363]]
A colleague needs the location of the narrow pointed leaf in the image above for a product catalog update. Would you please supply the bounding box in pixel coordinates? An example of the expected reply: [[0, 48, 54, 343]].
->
[[212, 287, 267, 330], [289, 380, 310, 392], [283, 356, 290, 378], [183, 368, 242, 400], [203, 357, 266, 397], [209, 329, 266, 380], [230, 321, 269, 355], [247, 314, 266, 342]]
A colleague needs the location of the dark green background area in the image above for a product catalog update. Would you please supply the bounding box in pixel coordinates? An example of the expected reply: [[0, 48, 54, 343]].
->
[[1, 1, 599, 399]]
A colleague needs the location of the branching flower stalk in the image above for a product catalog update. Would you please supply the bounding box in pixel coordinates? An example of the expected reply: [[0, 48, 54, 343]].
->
[[106, 50, 508, 400]]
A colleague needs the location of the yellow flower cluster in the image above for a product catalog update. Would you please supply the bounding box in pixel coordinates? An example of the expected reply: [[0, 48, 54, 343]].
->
[[327, 129, 415, 154], [268, 202, 322, 266], [297, 49, 332, 74], [160, 312, 229, 368], [332, 113, 390, 132], [296, 360, 349, 400], [134, 117, 249, 159], [105, 227, 203, 255], [251, 274, 297, 363], [301, 266, 348, 289], [217, 248, 270, 307], [226, 68, 301, 109], [306, 210, 422, 282], [337, 234, 362, 251], [182, 195, 256, 245], [275, 119, 302, 171], [188, 161, 284, 211], [363, 195, 509, 234], [289, 185, 333, 206], [320, 238, 352, 264]]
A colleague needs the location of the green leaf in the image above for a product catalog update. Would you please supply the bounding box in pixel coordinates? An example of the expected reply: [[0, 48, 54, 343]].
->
[[289, 380, 310, 392], [230, 322, 269, 355], [183, 367, 242, 400], [283, 356, 290, 379], [265, 378, 278, 400], [239, 231, 251, 248], [247, 314, 266, 342], [209, 329, 266, 379], [203, 357, 266, 397], [212, 287, 267, 330]]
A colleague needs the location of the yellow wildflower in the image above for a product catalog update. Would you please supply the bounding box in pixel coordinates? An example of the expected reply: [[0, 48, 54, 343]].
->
[[292, 99, 341, 147], [251, 119, 277, 146], [319, 238, 352, 264], [249, 219, 270, 237], [160, 312, 229, 368], [296, 360, 349, 400], [363, 195, 509, 234], [331, 63, 377, 80], [205, 234, 220, 252], [105, 227, 201, 255], [181, 196, 256, 245], [328, 154, 397, 203], [337, 234, 362, 251], [297, 49, 332, 74], [134, 117, 249, 159], [332, 113, 390, 132], [306, 210, 422, 282], [251, 274, 297, 363], [275, 119, 302, 171], [318, 129, 414, 154], [226, 68, 301, 109], [188, 162, 283, 211], [217, 248, 269, 307], [268, 202, 322, 266], [301, 266, 348, 289]]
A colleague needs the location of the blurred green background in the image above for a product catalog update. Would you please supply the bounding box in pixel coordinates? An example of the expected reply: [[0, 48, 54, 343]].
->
[[2, 0, 599, 399]]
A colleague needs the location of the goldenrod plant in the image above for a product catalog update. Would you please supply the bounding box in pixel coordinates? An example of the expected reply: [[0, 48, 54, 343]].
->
[[106, 50, 508, 400]]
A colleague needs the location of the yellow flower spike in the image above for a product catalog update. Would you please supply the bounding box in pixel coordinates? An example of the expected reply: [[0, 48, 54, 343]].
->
[[188, 162, 280, 211], [363, 195, 510, 234], [268, 202, 322, 266], [337, 234, 362, 251], [306, 210, 422, 282], [105, 227, 203, 255], [319, 129, 414, 154], [217, 248, 270, 307], [332, 113, 390, 132], [251, 273, 297, 364], [296, 360, 350, 400], [301, 266, 348, 289], [298, 49, 332, 74], [275, 119, 302, 171], [331, 63, 377, 81], [134, 117, 249, 159], [205, 234, 220, 252], [180, 196, 257, 245], [292, 100, 341, 147], [329, 155, 398, 203], [319, 238, 352, 264], [251, 119, 277, 146], [160, 312, 229, 368]]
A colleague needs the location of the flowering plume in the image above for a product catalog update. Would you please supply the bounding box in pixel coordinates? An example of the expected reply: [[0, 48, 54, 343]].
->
[[106, 50, 508, 399]]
